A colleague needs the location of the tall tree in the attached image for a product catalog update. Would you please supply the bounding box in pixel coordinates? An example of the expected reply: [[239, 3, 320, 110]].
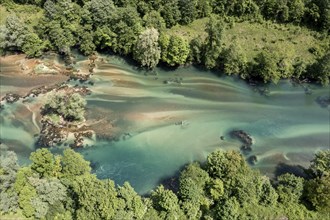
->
[[151, 185, 184, 219], [71, 174, 118, 219], [143, 10, 166, 30], [110, 7, 143, 55], [160, 0, 181, 28], [133, 28, 161, 69], [44, 92, 86, 121], [189, 36, 205, 64], [179, 0, 197, 25], [0, 151, 20, 213], [30, 148, 61, 178], [308, 149, 330, 177], [61, 148, 91, 180], [160, 35, 190, 66], [84, 0, 116, 26], [253, 50, 282, 83], [116, 182, 146, 219], [204, 16, 225, 69], [222, 43, 248, 77], [276, 173, 304, 204]]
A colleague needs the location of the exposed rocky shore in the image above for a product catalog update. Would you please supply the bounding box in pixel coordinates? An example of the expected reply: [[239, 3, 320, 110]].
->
[[1, 53, 98, 148]]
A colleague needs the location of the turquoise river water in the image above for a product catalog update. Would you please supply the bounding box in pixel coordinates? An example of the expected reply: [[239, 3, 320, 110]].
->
[[1, 55, 329, 194]]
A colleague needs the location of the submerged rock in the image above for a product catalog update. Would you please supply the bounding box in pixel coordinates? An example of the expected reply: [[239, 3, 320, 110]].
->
[[163, 78, 183, 85], [230, 130, 254, 154], [230, 130, 253, 147], [315, 95, 330, 108], [248, 155, 258, 165]]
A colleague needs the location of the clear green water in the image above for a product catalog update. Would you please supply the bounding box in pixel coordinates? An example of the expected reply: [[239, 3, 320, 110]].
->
[[1, 55, 329, 194]]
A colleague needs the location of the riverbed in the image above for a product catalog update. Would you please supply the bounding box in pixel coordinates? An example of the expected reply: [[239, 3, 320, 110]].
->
[[1, 54, 329, 194]]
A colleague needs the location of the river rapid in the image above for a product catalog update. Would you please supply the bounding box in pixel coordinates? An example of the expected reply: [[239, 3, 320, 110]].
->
[[1, 54, 329, 194]]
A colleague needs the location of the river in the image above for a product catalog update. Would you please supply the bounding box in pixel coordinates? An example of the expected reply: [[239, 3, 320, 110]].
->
[[0, 55, 329, 194]]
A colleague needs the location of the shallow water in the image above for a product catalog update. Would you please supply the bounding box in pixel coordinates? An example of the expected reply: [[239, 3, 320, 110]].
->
[[1, 55, 329, 194]]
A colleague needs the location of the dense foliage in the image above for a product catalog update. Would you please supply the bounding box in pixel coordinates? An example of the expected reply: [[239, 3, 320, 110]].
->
[[43, 91, 86, 122], [0, 0, 329, 84], [0, 148, 329, 219]]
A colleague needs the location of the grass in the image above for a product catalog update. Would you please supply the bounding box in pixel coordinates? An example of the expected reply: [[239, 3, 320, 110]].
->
[[0, 5, 10, 25], [167, 17, 330, 65], [0, 3, 44, 31], [167, 17, 209, 41]]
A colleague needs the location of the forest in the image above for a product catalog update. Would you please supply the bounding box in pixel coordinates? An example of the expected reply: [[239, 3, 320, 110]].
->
[[0, 148, 329, 219], [0, 0, 329, 84]]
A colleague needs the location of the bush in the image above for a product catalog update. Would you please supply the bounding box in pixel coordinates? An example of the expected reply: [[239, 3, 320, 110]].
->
[[44, 92, 86, 121]]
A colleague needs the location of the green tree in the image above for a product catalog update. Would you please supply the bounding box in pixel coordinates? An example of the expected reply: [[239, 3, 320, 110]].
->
[[0, 14, 27, 52], [94, 26, 116, 50], [143, 10, 166, 30], [84, 0, 116, 25], [133, 28, 161, 69], [314, 53, 330, 85], [212, 0, 259, 17], [306, 175, 330, 213], [113, 0, 137, 7], [179, 0, 197, 24], [189, 35, 205, 64], [77, 26, 96, 55], [44, 92, 86, 121], [116, 182, 146, 219], [0, 151, 20, 213], [61, 148, 91, 180], [253, 50, 282, 83], [196, 0, 212, 18], [204, 16, 225, 69], [214, 197, 240, 220], [41, 0, 81, 54], [28, 177, 67, 218], [110, 7, 143, 55], [160, 35, 190, 66], [222, 43, 248, 77], [160, 0, 181, 28], [71, 174, 118, 220], [14, 167, 37, 218], [18, 184, 37, 217], [257, 177, 278, 206], [287, 0, 305, 23], [206, 150, 247, 180], [22, 32, 45, 57], [150, 185, 183, 219], [308, 149, 330, 177], [276, 173, 304, 204], [179, 163, 210, 203], [304, 0, 330, 31], [30, 148, 62, 178], [0, 14, 44, 56]]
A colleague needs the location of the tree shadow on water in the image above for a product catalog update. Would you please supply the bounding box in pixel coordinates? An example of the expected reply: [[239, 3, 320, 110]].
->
[[274, 162, 308, 179], [154, 163, 192, 195]]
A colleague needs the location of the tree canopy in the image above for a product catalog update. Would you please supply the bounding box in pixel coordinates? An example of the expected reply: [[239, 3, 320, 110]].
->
[[1, 148, 329, 219]]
